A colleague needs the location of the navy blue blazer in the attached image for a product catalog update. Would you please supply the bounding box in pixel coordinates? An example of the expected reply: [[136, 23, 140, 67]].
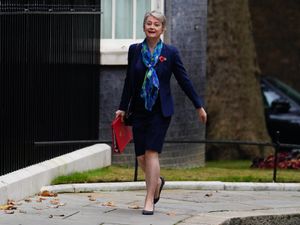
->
[[119, 43, 203, 117]]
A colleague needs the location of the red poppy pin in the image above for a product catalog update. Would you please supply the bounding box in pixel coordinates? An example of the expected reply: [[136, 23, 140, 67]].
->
[[159, 56, 167, 62]]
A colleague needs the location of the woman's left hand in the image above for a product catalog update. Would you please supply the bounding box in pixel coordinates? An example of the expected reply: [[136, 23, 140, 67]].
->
[[197, 107, 207, 124], [115, 110, 125, 122]]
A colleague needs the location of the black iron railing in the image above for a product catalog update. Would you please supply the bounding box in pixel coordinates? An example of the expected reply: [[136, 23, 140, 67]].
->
[[35, 132, 300, 183], [0, 1, 101, 175]]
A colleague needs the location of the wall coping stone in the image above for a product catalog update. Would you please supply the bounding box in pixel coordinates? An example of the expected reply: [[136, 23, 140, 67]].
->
[[0, 144, 111, 204]]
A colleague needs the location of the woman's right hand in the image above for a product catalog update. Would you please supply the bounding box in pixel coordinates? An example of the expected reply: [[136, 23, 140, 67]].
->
[[115, 110, 125, 122], [197, 107, 207, 124]]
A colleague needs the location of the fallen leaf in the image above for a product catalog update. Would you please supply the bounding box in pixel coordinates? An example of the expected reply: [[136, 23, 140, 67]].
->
[[33, 206, 44, 210], [0, 204, 17, 210], [24, 198, 32, 203], [50, 202, 66, 208], [36, 197, 47, 202], [39, 190, 57, 197], [7, 200, 16, 205], [166, 211, 176, 216], [50, 199, 60, 205], [205, 193, 213, 197], [88, 196, 96, 201], [4, 210, 14, 214], [128, 204, 140, 209], [0, 205, 11, 210], [102, 201, 115, 207]]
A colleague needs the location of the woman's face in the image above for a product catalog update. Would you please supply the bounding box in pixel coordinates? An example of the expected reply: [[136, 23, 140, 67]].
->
[[144, 16, 164, 40]]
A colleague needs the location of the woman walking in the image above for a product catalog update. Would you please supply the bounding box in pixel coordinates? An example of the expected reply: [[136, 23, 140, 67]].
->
[[115, 10, 207, 215]]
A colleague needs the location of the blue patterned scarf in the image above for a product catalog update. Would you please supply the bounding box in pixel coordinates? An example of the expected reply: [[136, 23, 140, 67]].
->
[[140, 39, 163, 111]]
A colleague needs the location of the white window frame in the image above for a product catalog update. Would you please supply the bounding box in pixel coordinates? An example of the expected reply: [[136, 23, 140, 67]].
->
[[100, 0, 164, 65]]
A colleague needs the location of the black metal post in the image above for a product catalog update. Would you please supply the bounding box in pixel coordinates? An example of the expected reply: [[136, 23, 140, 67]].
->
[[273, 131, 280, 182], [134, 158, 139, 181]]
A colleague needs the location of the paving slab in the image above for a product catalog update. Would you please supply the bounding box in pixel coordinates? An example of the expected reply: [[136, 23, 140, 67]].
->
[[1, 188, 300, 225]]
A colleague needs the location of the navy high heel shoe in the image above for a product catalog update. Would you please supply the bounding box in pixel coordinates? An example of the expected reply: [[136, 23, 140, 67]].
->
[[142, 204, 155, 215], [142, 209, 154, 215], [154, 177, 165, 204]]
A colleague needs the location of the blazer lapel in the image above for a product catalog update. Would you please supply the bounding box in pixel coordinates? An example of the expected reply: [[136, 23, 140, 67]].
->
[[155, 44, 167, 79]]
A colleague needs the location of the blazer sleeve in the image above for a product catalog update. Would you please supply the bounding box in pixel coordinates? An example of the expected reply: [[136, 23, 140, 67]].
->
[[118, 44, 136, 111], [171, 46, 204, 109]]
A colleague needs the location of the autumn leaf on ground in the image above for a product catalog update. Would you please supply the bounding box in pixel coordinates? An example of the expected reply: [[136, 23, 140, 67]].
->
[[50, 204, 62, 209], [128, 204, 140, 209], [0, 205, 14, 210], [24, 198, 32, 203], [0, 200, 17, 210], [36, 197, 47, 202], [205, 193, 213, 197], [166, 211, 176, 216], [50, 199, 60, 205], [32, 206, 45, 210], [102, 201, 116, 207], [51, 203, 66, 209], [4, 210, 14, 214], [39, 190, 57, 197], [88, 195, 96, 201], [48, 198, 66, 208], [7, 200, 16, 205]]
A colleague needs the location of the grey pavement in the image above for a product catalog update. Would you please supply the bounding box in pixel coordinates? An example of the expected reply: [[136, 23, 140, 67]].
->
[[1, 182, 300, 225]]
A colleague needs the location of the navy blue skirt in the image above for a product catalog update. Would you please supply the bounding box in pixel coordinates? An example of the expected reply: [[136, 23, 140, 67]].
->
[[132, 112, 171, 157]]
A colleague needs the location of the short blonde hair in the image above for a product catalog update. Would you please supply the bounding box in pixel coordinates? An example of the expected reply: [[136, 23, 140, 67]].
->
[[143, 10, 166, 30]]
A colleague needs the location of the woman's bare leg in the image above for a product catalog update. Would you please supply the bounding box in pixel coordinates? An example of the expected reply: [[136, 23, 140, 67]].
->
[[137, 152, 162, 211], [143, 150, 160, 211], [137, 155, 146, 172]]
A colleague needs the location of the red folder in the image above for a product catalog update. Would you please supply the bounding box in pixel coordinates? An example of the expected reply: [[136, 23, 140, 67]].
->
[[111, 116, 133, 153]]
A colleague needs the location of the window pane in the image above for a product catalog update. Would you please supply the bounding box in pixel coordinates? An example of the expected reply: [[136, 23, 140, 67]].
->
[[136, 0, 151, 39], [101, 0, 112, 38], [115, 0, 133, 39]]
